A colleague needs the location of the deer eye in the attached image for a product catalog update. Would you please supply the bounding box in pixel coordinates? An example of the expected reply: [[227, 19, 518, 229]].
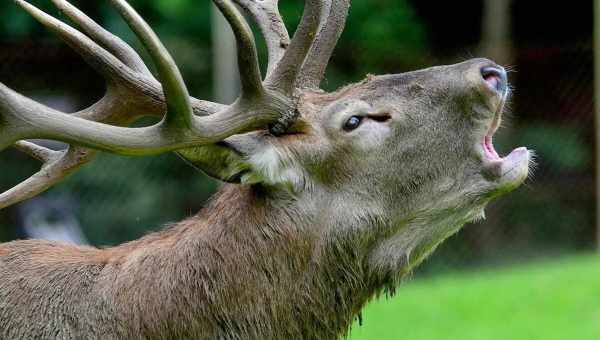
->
[[343, 116, 363, 131]]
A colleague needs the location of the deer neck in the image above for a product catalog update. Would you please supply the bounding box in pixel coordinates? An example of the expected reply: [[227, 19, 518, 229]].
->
[[115, 184, 376, 339]]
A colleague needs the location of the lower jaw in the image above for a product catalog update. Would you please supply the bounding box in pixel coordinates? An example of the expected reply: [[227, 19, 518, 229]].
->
[[482, 147, 530, 192]]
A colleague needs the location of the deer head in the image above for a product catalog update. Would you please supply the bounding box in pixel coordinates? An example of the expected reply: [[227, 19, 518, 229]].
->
[[0, 0, 531, 339], [181, 59, 531, 284]]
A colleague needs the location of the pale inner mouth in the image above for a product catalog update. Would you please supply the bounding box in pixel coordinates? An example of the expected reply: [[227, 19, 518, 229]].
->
[[478, 73, 530, 185], [482, 108, 503, 161], [483, 135, 500, 160], [481, 97, 529, 167]]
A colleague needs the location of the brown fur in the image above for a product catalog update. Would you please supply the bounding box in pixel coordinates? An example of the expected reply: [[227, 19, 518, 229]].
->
[[0, 186, 370, 339], [0, 60, 531, 340]]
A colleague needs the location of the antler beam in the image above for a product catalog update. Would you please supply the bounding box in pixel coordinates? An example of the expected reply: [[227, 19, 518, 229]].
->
[[3, 0, 284, 153], [0, 0, 351, 209]]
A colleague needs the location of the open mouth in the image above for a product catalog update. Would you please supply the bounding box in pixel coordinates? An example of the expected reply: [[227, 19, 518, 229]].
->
[[483, 116, 502, 160], [481, 84, 506, 162], [480, 65, 515, 163], [479, 93, 530, 187], [481, 102, 528, 165]]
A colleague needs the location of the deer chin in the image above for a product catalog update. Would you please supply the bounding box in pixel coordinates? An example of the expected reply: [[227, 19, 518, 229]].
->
[[475, 89, 531, 193], [482, 146, 530, 192], [479, 119, 530, 192]]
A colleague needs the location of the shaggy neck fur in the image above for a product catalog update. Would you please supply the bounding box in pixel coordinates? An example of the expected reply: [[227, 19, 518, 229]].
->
[[1, 184, 381, 340], [109, 184, 380, 339]]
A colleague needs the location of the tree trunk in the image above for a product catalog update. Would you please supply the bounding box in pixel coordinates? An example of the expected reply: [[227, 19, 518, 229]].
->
[[480, 0, 513, 65]]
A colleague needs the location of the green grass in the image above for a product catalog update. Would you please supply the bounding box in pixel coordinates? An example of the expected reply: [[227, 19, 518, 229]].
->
[[348, 254, 600, 340]]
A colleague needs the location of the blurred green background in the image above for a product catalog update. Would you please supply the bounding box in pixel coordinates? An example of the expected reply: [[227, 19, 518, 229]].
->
[[0, 1, 597, 339]]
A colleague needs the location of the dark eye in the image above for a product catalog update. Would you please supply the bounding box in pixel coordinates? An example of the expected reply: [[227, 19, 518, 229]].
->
[[343, 116, 363, 131]]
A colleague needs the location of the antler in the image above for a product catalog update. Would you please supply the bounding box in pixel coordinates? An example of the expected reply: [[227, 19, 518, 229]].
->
[[265, 0, 350, 93], [297, 0, 350, 89], [0, 0, 350, 209], [232, 0, 290, 77]]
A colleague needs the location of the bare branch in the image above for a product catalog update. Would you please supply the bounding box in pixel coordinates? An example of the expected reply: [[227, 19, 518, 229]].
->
[[213, 0, 264, 97], [233, 0, 290, 76], [50, 0, 152, 76], [297, 0, 350, 89]]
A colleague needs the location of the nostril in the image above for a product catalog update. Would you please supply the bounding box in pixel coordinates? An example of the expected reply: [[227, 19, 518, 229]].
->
[[481, 66, 508, 93]]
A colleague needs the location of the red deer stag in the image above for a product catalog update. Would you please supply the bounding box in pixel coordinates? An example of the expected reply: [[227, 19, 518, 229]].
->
[[0, 0, 531, 339]]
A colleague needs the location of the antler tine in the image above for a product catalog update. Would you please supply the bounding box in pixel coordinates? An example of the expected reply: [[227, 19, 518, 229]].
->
[[232, 0, 290, 76], [0, 90, 149, 209], [0, 146, 94, 209], [109, 0, 194, 128], [15, 0, 137, 86], [50, 0, 151, 76], [1, 0, 291, 154], [297, 0, 350, 89], [265, 0, 323, 95], [212, 0, 264, 97], [7, 0, 160, 201], [25, 0, 224, 117], [1, 0, 305, 208], [13, 141, 61, 163]]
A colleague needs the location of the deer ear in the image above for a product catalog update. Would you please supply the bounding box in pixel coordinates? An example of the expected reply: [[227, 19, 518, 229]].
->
[[176, 134, 267, 185], [177, 133, 305, 190], [177, 145, 249, 184]]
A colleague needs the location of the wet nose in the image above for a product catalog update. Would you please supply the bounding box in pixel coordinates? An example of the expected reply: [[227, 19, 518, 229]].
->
[[480, 65, 507, 94]]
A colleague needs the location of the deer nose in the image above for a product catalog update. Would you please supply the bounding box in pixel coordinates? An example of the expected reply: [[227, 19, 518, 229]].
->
[[481, 66, 507, 94]]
